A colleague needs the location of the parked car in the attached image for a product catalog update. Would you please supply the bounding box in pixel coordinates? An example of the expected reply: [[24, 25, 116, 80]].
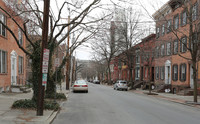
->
[[93, 80, 100, 84], [72, 80, 88, 93], [113, 80, 128, 91]]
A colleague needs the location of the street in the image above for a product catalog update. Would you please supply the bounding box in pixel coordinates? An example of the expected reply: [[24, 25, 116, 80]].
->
[[52, 83, 200, 124]]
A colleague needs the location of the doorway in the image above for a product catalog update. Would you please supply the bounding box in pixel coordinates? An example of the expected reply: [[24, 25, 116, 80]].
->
[[165, 60, 171, 84], [11, 51, 17, 85], [151, 67, 154, 82]]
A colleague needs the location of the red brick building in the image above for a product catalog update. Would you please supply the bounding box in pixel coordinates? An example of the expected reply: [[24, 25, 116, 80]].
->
[[0, 0, 26, 92], [153, 0, 200, 93]]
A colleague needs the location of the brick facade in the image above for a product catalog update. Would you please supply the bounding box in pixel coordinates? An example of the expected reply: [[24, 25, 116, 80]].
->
[[0, 0, 26, 92]]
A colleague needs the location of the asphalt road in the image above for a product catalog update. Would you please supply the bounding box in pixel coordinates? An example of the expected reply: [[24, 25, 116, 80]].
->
[[52, 83, 200, 124]]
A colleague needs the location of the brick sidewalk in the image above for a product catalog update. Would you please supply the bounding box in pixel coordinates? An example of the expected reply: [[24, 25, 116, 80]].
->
[[130, 89, 200, 109]]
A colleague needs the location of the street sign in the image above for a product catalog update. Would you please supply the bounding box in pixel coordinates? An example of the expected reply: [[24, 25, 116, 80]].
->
[[42, 49, 49, 73], [42, 68, 48, 73], [43, 49, 50, 61], [55, 58, 60, 67], [42, 73, 47, 86]]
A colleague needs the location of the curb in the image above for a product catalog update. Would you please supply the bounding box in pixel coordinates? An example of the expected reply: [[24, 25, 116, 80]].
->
[[48, 93, 69, 124], [131, 90, 200, 109]]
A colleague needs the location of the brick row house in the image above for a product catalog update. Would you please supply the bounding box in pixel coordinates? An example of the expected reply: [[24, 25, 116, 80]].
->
[[153, 0, 200, 93], [110, 0, 200, 94], [110, 34, 156, 85], [0, 0, 26, 92]]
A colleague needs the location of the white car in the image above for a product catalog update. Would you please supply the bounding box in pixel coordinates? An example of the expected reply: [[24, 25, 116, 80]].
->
[[73, 80, 88, 93], [113, 80, 128, 91]]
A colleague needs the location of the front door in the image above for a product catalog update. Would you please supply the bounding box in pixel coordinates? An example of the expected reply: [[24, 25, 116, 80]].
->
[[11, 53, 17, 85], [165, 60, 171, 84], [151, 67, 154, 81], [190, 65, 194, 89]]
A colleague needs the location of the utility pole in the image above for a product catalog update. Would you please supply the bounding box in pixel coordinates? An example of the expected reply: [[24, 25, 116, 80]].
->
[[66, 8, 70, 90], [37, 0, 50, 116]]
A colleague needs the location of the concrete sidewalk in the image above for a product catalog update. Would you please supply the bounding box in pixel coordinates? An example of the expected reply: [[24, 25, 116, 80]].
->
[[0, 83, 69, 124], [131, 89, 200, 108]]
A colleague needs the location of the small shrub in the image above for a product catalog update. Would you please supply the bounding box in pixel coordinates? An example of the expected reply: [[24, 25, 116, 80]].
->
[[12, 99, 60, 110], [12, 99, 36, 109], [44, 101, 60, 110], [45, 93, 67, 100]]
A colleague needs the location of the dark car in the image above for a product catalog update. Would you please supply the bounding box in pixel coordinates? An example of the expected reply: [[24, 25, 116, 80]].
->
[[93, 80, 100, 84]]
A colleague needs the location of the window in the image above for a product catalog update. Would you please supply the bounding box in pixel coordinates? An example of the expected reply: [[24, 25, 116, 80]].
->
[[135, 67, 140, 80], [180, 64, 186, 81], [155, 67, 159, 80], [181, 11, 187, 26], [0, 13, 6, 37], [18, 28, 23, 46], [173, 39, 178, 54], [166, 42, 171, 55], [167, 20, 172, 33], [135, 49, 140, 64], [0, 50, 7, 73], [172, 64, 178, 81], [162, 24, 165, 36], [180, 36, 187, 53], [160, 44, 165, 56], [174, 14, 179, 30], [160, 66, 165, 80], [155, 46, 159, 58], [156, 27, 160, 38], [192, 3, 198, 21], [18, 56, 23, 74]]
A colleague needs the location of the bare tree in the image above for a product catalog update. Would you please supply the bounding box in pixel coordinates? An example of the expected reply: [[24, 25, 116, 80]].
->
[[141, 0, 200, 102], [0, 0, 103, 101], [91, 12, 121, 84], [115, 7, 144, 89]]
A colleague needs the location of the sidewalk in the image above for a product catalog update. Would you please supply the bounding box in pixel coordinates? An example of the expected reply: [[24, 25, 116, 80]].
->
[[131, 89, 200, 108], [0, 83, 69, 124]]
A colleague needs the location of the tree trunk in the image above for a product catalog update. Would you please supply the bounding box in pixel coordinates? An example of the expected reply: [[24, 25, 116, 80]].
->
[[108, 66, 112, 85], [192, 60, 198, 103], [30, 42, 41, 102], [129, 68, 134, 89]]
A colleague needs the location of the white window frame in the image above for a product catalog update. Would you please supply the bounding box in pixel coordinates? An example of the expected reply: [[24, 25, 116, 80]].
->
[[174, 15, 179, 30], [192, 3, 198, 21], [156, 27, 160, 38], [18, 28, 23, 46], [167, 20, 172, 33], [182, 11, 187, 26], [160, 66, 164, 80], [166, 42, 171, 55], [181, 37, 187, 52], [161, 44, 165, 56], [0, 13, 6, 37], [162, 24, 165, 36], [156, 67, 159, 80], [174, 40, 178, 54]]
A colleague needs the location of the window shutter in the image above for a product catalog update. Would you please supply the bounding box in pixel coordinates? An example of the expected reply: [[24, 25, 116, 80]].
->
[[176, 65, 178, 81], [184, 64, 187, 81]]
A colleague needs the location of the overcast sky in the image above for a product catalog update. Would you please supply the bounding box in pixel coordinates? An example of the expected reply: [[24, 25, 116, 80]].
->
[[50, 0, 169, 60]]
